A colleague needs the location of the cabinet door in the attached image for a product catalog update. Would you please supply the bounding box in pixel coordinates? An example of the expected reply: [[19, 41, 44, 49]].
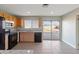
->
[[20, 32, 34, 42], [16, 19, 21, 27], [0, 12, 4, 17], [20, 32, 24, 42]]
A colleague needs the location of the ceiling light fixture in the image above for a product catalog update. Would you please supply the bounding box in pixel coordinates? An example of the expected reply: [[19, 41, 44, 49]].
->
[[26, 11, 31, 14], [51, 11, 54, 14], [42, 4, 49, 8]]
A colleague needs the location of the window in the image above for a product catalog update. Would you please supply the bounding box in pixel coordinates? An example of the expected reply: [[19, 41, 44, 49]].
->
[[24, 20, 32, 28], [24, 20, 39, 28], [43, 21, 51, 32]]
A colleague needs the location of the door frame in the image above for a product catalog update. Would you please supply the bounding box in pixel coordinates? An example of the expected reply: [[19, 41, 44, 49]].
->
[[76, 15, 79, 49]]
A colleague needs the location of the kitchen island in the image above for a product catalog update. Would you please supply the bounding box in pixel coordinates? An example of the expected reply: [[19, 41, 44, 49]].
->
[[17, 28, 42, 43]]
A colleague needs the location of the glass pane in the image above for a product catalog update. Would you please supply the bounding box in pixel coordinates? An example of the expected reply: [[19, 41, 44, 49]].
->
[[43, 21, 51, 32], [52, 21, 59, 32], [24, 20, 39, 28], [43, 20, 52, 40], [32, 20, 39, 28], [43, 26, 51, 32], [43, 21, 51, 26], [24, 20, 32, 28], [52, 21, 59, 40]]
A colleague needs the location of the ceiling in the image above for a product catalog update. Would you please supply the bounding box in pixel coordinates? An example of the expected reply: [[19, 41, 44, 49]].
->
[[0, 4, 79, 16]]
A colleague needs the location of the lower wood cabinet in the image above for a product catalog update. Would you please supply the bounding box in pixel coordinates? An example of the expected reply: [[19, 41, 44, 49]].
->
[[19, 32, 42, 43], [19, 32, 34, 42]]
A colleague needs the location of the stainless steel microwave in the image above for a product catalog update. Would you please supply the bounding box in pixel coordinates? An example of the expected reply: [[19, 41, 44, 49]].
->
[[2, 20, 14, 29]]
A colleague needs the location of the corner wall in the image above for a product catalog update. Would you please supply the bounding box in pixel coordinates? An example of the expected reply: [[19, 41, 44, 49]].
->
[[62, 8, 79, 48]]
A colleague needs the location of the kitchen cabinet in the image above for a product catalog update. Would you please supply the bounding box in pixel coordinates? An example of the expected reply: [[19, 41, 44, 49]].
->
[[0, 11, 22, 28], [8, 32, 18, 49], [3, 13, 9, 20], [34, 32, 42, 43], [19, 32, 42, 43], [0, 12, 4, 17], [19, 32, 34, 42], [16, 18, 22, 27]]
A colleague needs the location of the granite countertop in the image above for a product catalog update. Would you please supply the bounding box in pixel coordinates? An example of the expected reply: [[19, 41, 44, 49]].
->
[[17, 30, 42, 32], [16, 28, 42, 32]]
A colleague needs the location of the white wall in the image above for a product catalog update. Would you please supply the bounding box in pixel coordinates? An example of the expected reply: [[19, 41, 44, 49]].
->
[[62, 8, 79, 48], [21, 16, 61, 21]]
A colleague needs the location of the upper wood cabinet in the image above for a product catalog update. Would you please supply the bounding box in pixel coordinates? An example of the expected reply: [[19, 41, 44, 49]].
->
[[3, 12, 10, 20], [0, 12, 4, 17], [9, 15, 12, 20], [0, 11, 22, 27], [15, 18, 22, 27]]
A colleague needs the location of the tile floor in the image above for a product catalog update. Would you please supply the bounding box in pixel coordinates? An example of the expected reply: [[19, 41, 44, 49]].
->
[[0, 40, 79, 54]]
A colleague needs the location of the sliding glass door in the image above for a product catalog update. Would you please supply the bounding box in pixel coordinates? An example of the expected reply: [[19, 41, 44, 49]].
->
[[52, 21, 59, 40], [43, 20, 52, 40], [43, 20, 60, 40]]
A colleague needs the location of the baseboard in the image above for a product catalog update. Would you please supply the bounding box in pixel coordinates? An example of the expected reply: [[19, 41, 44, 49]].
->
[[62, 40, 76, 48], [20, 41, 34, 43]]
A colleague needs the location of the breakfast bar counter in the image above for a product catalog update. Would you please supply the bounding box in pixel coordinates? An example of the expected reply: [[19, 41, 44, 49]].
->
[[17, 28, 42, 43]]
